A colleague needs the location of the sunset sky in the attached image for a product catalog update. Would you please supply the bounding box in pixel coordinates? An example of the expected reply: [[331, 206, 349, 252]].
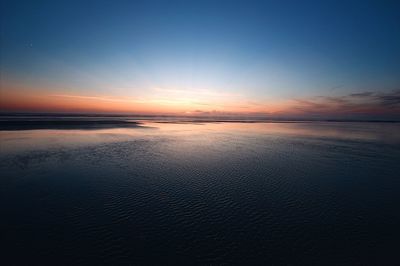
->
[[1, 0, 399, 119]]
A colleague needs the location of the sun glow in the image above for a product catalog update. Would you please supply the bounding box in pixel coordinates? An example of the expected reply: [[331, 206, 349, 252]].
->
[[2, 80, 399, 119], [0, 81, 284, 115]]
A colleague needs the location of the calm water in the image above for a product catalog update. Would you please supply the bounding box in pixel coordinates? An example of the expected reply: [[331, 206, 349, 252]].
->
[[1, 121, 400, 265]]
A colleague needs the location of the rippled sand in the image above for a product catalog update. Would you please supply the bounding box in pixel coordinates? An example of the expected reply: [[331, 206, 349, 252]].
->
[[1, 121, 400, 264]]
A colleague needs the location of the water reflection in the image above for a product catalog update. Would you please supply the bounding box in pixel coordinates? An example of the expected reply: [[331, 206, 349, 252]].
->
[[1, 121, 400, 264], [150, 121, 400, 142], [1, 122, 399, 155]]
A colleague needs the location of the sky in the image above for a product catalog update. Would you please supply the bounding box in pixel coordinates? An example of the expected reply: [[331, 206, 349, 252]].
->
[[1, 0, 399, 119]]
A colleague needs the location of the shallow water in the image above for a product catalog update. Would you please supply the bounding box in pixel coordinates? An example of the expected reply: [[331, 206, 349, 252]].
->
[[1, 121, 400, 265]]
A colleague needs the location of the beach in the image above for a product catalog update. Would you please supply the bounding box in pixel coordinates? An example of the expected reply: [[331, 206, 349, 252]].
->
[[1, 119, 399, 264]]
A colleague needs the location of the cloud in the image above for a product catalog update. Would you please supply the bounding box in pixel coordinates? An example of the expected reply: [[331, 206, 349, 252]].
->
[[152, 88, 241, 98], [329, 85, 344, 91], [349, 92, 374, 97], [325, 90, 400, 107], [287, 89, 400, 119], [374, 90, 400, 106], [347, 90, 400, 107], [45, 90, 400, 120], [51, 94, 139, 103]]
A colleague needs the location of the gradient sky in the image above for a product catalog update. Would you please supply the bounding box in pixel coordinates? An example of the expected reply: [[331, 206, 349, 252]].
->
[[1, 0, 400, 119]]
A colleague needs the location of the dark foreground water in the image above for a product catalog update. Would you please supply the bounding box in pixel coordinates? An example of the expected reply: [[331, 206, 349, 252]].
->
[[1, 121, 400, 265]]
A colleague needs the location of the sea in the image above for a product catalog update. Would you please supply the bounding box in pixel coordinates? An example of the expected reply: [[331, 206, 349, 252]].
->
[[1, 116, 400, 265]]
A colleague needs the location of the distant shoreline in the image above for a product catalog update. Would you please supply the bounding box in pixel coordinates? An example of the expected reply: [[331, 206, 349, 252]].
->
[[0, 112, 399, 124], [0, 120, 143, 131], [0, 117, 399, 131]]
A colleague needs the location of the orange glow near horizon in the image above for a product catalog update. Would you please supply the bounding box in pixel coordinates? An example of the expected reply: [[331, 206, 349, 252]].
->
[[1, 82, 399, 118], [0, 84, 287, 115]]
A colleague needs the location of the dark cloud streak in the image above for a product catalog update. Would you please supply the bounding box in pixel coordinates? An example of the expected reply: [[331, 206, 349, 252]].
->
[[288, 90, 400, 120]]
